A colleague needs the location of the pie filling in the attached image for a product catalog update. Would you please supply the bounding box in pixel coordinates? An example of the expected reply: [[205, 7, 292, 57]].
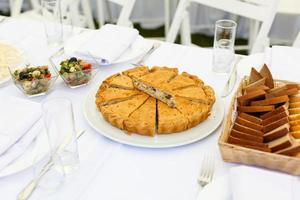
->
[[133, 80, 176, 108]]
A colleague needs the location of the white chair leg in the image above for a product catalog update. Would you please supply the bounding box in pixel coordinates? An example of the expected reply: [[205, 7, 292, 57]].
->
[[166, 0, 189, 43], [116, 0, 136, 27], [164, 0, 170, 36], [81, 0, 95, 29], [293, 32, 300, 48], [180, 11, 191, 45], [97, 0, 106, 27], [10, 0, 24, 16], [249, 19, 259, 52]]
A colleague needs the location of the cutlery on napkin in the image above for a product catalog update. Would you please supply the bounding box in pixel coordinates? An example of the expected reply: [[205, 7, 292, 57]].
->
[[0, 96, 41, 156], [64, 24, 139, 64]]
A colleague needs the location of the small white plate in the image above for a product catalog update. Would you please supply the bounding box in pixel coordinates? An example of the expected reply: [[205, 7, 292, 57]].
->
[[64, 31, 153, 66], [83, 81, 224, 148], [237, 53, 264, 79], [0, 131, 49, 177]]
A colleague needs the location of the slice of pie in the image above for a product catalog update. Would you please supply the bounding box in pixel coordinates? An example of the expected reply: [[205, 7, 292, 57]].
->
[[122, 66, 150, 79], [124, 97, 156, 136], [96, 87, 141, 106], [104, 73, 135, 90], [168, 72, 204, 90], [176, 97, 211, 128], [99, 93, 149, 130], [157, 100, 189, 134], [133, 67, 178, 107], [174, 85, 213, 105]]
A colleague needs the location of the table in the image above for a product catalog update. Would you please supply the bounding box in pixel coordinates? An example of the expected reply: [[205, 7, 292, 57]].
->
[[0, 17, 295, 200]]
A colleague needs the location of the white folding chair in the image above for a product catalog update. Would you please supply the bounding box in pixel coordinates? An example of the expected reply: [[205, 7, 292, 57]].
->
[[10, 0, 95, 29], [166, 0, 279, 54], [97, 0, 136, 27], [293, 32, 300, 48]]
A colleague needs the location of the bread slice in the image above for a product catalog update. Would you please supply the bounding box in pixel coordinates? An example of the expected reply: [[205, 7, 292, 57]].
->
[[239, 112, 262, 124], [133, 67, 178, 107], [235, 116, 263, 131], [276, 143, 300, 156], [260, 104, 288, 120], [230, 129, 263, 143], [124, 97, 156, 136], [259, 64, 274, 89], [157, 100, 189, 134], [232, 123, 264, 136], [244, 77, 266, 92], [263, 124, 289, 142], [289, 95, 300, 103], [99, 93, 149, 129], [289, 108, 300, 115], [237, 89, 266, 103], [168, 72, 204, 90], [262, 117, 289, 133], [291, 131, 300, 139], [249, 67, 263, 84], [290, 119, 300, 126], [262, 110, 288, 126], [228, 136, 269, 150], [266, 87, 299, 98], [290, 102, 300, 108], [289, 114, 300, 121], [268, 134, 293, 152], [237, 105, 274, 113], [245, 85, 269, 93], [175, 97, 210, 128], [290, 125, 300, 132], [250, 95, 289, 106]]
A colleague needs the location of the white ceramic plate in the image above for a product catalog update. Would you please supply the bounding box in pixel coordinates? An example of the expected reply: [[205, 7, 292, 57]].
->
[[64, 31, 153, 66], [83, 81, 224, 148], [0, 130, 49, 177], [237, 53, 264, 79]]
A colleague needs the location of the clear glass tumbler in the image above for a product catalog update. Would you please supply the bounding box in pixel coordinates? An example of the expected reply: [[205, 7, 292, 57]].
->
[[42, 98, 79, 174], [41, 0, 63, 46], [212, 20, 237, 73]]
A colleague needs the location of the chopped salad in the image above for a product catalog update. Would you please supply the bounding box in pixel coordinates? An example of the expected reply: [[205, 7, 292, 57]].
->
[[59, 57, 92, 87]]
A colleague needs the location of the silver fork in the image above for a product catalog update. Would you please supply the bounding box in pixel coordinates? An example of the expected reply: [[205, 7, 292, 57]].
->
[[197, 154, 215, 187]]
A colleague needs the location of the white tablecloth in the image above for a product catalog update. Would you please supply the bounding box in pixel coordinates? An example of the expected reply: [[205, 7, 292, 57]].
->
[[0, 18, 297, 200]]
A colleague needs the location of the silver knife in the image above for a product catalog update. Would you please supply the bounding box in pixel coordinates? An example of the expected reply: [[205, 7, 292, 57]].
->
[[131, 42, 161, 66], [17, 130, 85, 200], [221, 56, 242, 97]]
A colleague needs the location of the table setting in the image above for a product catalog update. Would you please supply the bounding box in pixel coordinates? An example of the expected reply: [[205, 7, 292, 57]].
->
[[0, 1, 300, 199]]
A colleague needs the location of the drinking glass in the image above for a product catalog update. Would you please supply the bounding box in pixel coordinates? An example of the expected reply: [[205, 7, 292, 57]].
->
[[212, 20, 237, 73], [41, 0, 63, 46], [42, 98, 79, 174]]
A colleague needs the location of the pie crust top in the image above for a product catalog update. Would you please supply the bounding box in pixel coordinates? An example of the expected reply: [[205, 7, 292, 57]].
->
[[95, 66, 215, 136]]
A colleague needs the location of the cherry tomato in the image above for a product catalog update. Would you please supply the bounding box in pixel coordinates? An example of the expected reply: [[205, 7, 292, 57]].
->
[[45, 73, 51, 78], [83, 63, 92, 70]]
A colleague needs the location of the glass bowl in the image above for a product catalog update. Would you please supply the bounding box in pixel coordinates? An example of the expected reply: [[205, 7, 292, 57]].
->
[[8, 64, 58, 97], [50, 51, 100, 88]]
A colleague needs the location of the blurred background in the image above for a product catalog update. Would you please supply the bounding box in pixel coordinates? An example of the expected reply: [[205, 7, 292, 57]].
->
[[1, 0, 299, 54]]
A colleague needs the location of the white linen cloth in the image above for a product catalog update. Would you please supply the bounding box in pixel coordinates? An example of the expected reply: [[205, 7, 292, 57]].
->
[[65, 24, 139, 64], [0, 119, 42, 171], [269, 46, 300, 82], [0, 96, 41, 156], [230, 166, 299, 200]]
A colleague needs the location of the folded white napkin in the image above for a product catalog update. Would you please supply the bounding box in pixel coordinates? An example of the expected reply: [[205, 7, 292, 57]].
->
[[0, 96, 41, 156], [65, 24, 139, 64], [269, 46, 300, 82], [0, 119, 43, 171], [230, 166, 300, 200]]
